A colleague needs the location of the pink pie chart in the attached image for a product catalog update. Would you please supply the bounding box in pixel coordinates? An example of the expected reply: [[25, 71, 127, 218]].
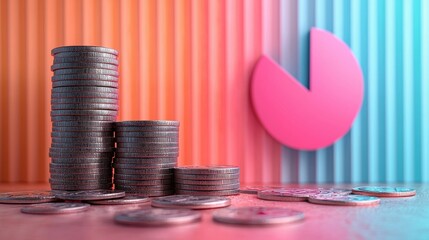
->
[[251, 28, 364, 150]]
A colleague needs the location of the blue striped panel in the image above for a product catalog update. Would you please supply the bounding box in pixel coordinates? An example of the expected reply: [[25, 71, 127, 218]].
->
[[279, 0, 429, 183]]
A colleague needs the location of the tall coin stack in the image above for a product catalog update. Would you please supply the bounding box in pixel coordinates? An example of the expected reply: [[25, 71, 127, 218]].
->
[[49, 46, 119, 191], [174, 166, 240, 196], [113, 121, 180, 196]]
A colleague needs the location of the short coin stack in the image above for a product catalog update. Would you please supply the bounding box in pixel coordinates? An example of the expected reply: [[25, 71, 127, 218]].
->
[[113, 120, 180, 196], [174, 166, 240, 196], [49, 46, 119, 191]]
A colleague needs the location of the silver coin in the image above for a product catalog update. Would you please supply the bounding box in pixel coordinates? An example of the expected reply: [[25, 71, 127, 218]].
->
[[0, 191, 58, 204], [114, 208, 201, 226], [53, 56, 119, 65], [49, 152, 113, 159], [54, 68, 119, 76], [113, 162, 177, 169], [176, 183, 240, 191], [51, 137, 114, 144], [51, 63, 118, 71], [51, 115, 117, 122], [52, 86, 118, 94], [175, 179, 239, 186], [151, 195, 231, 209], [51, 142, 114, 149], [212, 207, 304, 225], [50, 162, 112, 169], [52, 121, 114, 127], [51, 92, 118, 99], [53, 80, 119, 88], [114, 173, 173, 181], [51, 109, 117, 116], [21, 203, 90, 214], [113, 184, 173, 192], [50, 156, 112, 162], [53, 189, 125, 201], [116, 142, 178, 148], [53, 51, 117, 59], [115, 152, 179, 158], [51, 97, 118, 104], [257, 188, 322, 202], [52, 74, 118, 81], [49, 147, 114, 153], [318, 188, 352, 196], [115, 132, 179, 138], [52, 126, 115, 132], [113, 157, 177, 164], [50, 173, 112, 180], [174, 166, 239, 175], [51, 46, 118, 55], [115, 147, 179, 153], [175, 189, 239, 196], [51, 131, 114, 138], [115, 137, 178, 143], [115, 120, 180, 127], [113, 188, 174, 197], [175, 173, 240, 180], [49, 167, 112, 174], [87, 195, 150, 205], [352, 186, 416, 197], [49, 178, 112, 185], [114, 179, 173, 186], [50, 183, 113, 191], [308, 194, 381, 206], [114, 126, 179, 132], [114, 168, 174, 175], [239, 186, 281, 194]]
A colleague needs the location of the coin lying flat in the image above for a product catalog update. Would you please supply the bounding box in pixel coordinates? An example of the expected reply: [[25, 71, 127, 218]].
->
[[175, 189, 239, 196], [175, 173, 239, 180], [152, 195, 231, 209], [257, 188, 322, 202], [114, 188, 174, 197], [239, 186, 281, 194], [213, 207, 304, 225], [87, 195, 150, 205], [51, 62, 118, 71], [114, 179, 173, 186], [52, 73, 118, 81], [114, 209, 201, 226], [52, 80, 119, 88], [53, 56, 119, 65], [51, 97, 118, 104], [175, 183, 240, 191], [113, 158, 177, 164], [50, 183, 113, 191], [352, 186, 416, 197], [51, 46, 118, 55], [115, 120, 180, 127], [114, 173, 173, 181], [114, 126, 179, 132], [53, 190, 125, 201], [51, 103, 119, 111], [174, 166, 239, 175], [51, 115, 117, 122], [53, 52, 117, 59], [175, 179, 239, 186], [21, 203, 90, 214], [308, 194, 380, 206], [54, 68, 119, 76], [115, 137, 178, 143], [0, 191, 58, 204]]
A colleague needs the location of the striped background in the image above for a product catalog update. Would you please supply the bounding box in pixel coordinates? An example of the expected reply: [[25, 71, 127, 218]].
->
[[0, 0, 428, 184]]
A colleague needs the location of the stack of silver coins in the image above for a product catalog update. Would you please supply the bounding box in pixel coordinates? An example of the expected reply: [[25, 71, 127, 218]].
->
[[174, 166, 240, 196], [49, 46, 119, 191], [113, 120, 179, 196]]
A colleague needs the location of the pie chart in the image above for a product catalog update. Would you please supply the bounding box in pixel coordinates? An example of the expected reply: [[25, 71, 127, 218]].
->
[[251, 28, 364, 150]]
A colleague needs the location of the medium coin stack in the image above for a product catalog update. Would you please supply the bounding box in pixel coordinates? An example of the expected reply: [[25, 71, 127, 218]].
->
[[49, 46, 119, 191], [113, 120, 180, 196], [174, 166, 240, 196]]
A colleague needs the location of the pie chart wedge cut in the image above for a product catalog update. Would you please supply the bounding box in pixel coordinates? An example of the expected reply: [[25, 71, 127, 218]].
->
[[251, 28, 364, 150]]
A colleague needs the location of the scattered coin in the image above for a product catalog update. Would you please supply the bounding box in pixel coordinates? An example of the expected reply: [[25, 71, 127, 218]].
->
[[151, 195, 231, 209], [352, 186, 416, 197], [114, 188, 174, 197], [53, 190, 125, 201], [257, 189, 322, 202], [308, 194, 381, 206], [87, 195, 150, 205], [0, 191, 58, 204], [21, 203, 90, 214], [212, 207, 305, 225], [114, 208, 201, 226]]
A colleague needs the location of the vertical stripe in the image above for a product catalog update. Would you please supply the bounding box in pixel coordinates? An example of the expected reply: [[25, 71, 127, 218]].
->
[[421, 0, 429, 183]]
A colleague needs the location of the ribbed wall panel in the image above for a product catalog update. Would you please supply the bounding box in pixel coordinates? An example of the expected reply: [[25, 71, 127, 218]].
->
[[0, 0, 427, 184]]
